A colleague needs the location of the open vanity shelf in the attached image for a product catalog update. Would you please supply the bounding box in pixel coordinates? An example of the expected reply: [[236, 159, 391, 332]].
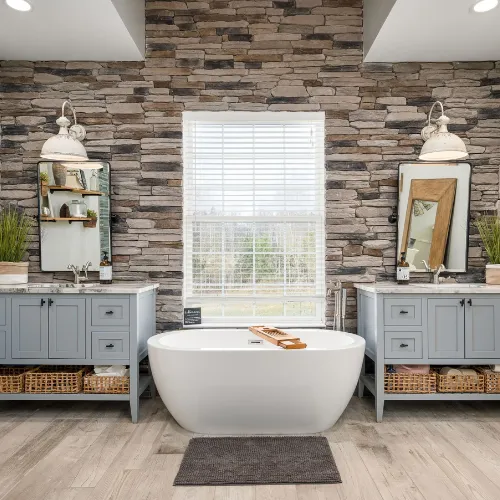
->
[[356, 283, 500, 422]]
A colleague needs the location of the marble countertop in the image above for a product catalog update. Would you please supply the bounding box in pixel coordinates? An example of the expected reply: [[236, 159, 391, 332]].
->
[[355, 282, 500, 294], [0, 282, 159, 294]]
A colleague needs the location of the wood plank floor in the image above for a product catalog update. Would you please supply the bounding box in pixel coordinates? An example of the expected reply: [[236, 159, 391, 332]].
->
[[1, 396, 500, 500]]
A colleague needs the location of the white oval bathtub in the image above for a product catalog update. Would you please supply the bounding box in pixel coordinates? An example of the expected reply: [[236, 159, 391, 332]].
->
[[148, 329, 365, 435]]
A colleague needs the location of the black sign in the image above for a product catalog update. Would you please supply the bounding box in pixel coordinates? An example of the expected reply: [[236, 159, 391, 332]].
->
[[184, 307, 201, 325]]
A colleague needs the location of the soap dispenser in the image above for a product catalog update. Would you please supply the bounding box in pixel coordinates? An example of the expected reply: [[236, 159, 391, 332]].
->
[[397, 252, 410, 285], [99, 251, 113, 285]]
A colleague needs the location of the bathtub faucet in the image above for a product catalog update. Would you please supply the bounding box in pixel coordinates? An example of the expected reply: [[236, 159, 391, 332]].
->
[[327, 281, 346, 331]]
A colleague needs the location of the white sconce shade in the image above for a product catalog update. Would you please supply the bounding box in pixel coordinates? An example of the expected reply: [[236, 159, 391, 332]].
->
[[419, 101, 468, 162], [40, 101, 88, 162], [472, 0, 498, 13], [5, 0, 32, 11]]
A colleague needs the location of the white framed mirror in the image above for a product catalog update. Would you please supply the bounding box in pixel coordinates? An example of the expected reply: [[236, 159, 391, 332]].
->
[[37, 161, 111, 272], [397, 163, 471, 273]]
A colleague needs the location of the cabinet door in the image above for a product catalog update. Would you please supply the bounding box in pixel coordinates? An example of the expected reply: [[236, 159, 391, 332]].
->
[[12, 297, 49, 358], [428, 298, 465, 358], [0, 331, 5, 359], [49, 297, 86, 359], [465, 298, 500, 358]]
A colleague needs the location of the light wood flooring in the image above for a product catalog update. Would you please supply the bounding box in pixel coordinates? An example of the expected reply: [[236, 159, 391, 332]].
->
[[1, 396, 500, 499]]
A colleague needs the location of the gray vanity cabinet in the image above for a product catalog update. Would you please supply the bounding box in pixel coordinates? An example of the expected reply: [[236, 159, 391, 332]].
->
[[12, 297, 49, 359], [48, 297, 86, 359], [0, 285, 158, 424], [465, 298, 500, 358], [356, 284, 500, 422], [428, 298, 465, 358]]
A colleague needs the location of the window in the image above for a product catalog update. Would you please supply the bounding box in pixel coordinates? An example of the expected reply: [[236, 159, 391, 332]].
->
[[183, 111, 325, 326]]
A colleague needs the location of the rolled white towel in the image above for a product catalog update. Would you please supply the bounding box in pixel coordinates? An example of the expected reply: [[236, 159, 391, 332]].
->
[[440, 367, 461, 376], [459, 368, 477, 377], [94, 365, 129, 377], [491, 365, 500, 373]]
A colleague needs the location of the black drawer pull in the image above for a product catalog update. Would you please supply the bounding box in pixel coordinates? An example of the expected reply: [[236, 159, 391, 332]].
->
[[399, 310, 409, 314], [468, 299, 472, 306], [48, 299, 53, 307], [400, 343, 409, 348], [105, 343, 115, 348], [40, 299, 45, 307], [105, 310, 114, 315]]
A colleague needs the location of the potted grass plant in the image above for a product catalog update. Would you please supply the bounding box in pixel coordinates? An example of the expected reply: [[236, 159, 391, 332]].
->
[[83, 209, 97, 228], [39, 171, 49, 197], [476, 215, 500, 284], [0, 206, 34, 284]]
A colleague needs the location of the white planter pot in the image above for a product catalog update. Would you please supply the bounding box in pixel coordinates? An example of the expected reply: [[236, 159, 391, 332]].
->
[[486, 264, 500, 285], [0, 262, 29, 284]]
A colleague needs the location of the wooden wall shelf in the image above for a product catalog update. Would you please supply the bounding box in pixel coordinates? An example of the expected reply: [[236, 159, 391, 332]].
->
[[40, 217, 92, 224], [48, 186, 105, 197]]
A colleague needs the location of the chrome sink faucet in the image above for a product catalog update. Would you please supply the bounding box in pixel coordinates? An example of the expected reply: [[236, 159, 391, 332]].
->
[[422, 260, 446, 284], [68, 262, 92, 284]]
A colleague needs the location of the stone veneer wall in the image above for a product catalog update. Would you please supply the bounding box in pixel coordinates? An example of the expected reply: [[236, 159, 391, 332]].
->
[[1, 0, 500, 331]]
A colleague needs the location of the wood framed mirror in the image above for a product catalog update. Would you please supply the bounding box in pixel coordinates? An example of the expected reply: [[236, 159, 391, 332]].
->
[[400, 178, 457, 270]]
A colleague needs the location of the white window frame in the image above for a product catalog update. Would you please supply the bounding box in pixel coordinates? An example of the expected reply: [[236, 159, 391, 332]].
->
[[183, 111, 325, 327]]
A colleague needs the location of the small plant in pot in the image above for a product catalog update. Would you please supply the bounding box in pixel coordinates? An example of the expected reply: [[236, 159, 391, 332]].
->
[[83, 209, 97, 228], [39, 171, 49, 197], [0, 206, 34, 284], [475, 215, 500, 284]]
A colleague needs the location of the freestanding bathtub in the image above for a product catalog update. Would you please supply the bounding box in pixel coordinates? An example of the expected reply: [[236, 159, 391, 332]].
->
[[148, 329, 365, 435]]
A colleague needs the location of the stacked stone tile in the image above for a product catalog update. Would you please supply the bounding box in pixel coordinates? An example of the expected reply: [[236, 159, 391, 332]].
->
[[1, 0, 499, 330]]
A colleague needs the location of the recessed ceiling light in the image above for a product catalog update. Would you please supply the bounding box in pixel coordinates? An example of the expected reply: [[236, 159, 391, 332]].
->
[[5, 0, 32, 11], [472, 0, 499, 12]]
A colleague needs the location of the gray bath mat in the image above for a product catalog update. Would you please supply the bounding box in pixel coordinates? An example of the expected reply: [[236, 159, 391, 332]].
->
[[174, 436, 341, 486]]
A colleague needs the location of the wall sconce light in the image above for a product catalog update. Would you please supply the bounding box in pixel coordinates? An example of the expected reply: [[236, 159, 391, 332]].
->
[[419, 101, 468, 162], [40, 101, 88, 162], [472, 0, 498, 13]]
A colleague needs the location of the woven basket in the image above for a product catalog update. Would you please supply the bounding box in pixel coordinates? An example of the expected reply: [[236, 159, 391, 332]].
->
[[477, 367, 500, 394], [436, 369, 485, 393], [25, 366, 89, 394], [83, 372, 130, 394], [0, 366, 34, 393], [384, 368, 437, 394]]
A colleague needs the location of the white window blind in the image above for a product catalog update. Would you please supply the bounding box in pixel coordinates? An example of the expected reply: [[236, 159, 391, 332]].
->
[[183, 111, 325, 327]]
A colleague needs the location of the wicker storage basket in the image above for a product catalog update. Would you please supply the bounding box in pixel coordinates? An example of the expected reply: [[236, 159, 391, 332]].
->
[[0, 366, 34, 393], [25, 366, 89, 394], [477, 367, 500, 394], [436, 369, 484, 393], [84, 372, 130, 394], [384, 368, 437, 394]]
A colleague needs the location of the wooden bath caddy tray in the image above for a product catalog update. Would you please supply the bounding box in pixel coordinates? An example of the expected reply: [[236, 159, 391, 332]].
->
[[249, 326, 307, 349]]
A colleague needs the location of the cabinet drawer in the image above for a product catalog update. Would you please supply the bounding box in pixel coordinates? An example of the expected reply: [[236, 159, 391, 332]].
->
[[384, 298, 422, 326], [385, 331, 423, 359], [0, 331, 5, 359], [91, 332, 130, 360], [91, 298, 129, 327]]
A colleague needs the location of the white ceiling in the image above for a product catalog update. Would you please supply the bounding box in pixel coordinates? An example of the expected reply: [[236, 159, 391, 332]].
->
[[1, 0, 499, 63], [0, 0, 145, 61], [364, 0, 500, 62]]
